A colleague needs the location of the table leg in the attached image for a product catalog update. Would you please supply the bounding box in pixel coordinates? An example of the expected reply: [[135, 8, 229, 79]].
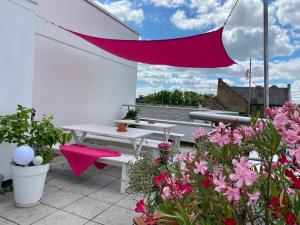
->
[[163, 128, 171, 142], [131, 137, 145, 156], [70, 130, 87, 144]]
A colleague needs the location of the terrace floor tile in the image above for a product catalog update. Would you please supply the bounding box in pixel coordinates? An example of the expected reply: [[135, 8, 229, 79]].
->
[[0, 192, 14, 214], [63, 181, 102, 196], [46, 174, 81, 188], [88, 188, 128, 205], [0, 203, 56, 225], [42, 190, 83, 209], [0, 217, 17, 225], [63, 197, 111, 220], [93, 205, 137, 225], [115, 194, 142, 211], [32, 210, 87, 225], [86, 174, 118, 187]]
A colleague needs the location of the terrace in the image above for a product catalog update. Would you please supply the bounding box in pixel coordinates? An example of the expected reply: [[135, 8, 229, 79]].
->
[[0, 147, 194, 225], [1, 0, 299, 224]]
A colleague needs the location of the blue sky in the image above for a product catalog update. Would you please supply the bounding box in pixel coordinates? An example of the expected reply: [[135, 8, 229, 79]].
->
[[95, 0, 300, 102]]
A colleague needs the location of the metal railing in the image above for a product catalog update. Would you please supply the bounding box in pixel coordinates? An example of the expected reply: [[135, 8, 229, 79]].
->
[[189, 112, 252, 124], [121, 104, 237, 143]]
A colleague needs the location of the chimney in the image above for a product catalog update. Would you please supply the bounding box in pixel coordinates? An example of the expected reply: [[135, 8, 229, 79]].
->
[[287, 84, 291, 100]]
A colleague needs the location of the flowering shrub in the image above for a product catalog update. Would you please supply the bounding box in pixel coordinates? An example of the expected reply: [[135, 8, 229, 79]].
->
[[134, 102, 300, 225]]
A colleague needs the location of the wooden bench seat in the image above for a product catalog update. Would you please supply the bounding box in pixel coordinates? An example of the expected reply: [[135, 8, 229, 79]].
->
[[150, 131, 185, 147], [52, 144, 136, 193], [83, 134, 169, 150]]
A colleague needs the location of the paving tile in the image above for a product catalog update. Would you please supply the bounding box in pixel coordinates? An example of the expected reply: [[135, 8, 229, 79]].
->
[[0, 203, 56, 225], [32, 210, 87, 225], [87, 174, 118, 187], [43, 185, 60, 195], [105, 178, 121, 190], [63, 181, 102, 196], [93, 205, 137, 225], [59, 170, 95, 180], [0, 217, 17, 225], [45, 172, 57, 183], [88, 188, 128, 204], [98, 166, 121, 177], [63, 197, 111, 220], [42, 190, 82, 209], [105, 179, 134, 194], [0, 192, 14, 213], [115, 194, 142, 210], [84, 222, 102, 225], [46, 174, 81, 188]]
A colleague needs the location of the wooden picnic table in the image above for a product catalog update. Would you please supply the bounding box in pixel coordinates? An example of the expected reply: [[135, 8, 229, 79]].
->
[[114, 119, 177, 141], [60, 124, 154, 155]]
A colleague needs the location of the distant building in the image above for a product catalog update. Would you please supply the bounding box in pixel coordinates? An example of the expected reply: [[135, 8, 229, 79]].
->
[[216, 78, 291, 116]]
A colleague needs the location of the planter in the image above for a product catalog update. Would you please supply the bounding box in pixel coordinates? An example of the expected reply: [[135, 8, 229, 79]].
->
[[134, 214, 178, 225], [10, 163, 49, 207]]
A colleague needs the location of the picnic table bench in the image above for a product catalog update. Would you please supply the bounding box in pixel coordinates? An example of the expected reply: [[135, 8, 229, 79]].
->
[[52, 143, 136, 193]]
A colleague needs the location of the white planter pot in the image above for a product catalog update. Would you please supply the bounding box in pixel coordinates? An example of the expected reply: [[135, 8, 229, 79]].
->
[[10, 163, 49, 207]]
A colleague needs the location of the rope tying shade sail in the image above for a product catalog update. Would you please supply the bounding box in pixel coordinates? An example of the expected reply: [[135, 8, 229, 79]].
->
[[65, 27, 235, 68]]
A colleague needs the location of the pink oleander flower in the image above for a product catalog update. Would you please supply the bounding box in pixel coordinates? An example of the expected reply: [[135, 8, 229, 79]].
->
[[232, 157, 252, 168], [153, 171, 170, 190], [187, 153, 195, 163], [153, 175, 162, 190], [162, 186, 172, 199], [247, 191, 260, 206], [273, 112, 290, 130], [194, 160, 208, 175], [192, 127, 206, 141], [224, 187, 241, 202], [266, 107, 277, 119], [230, 157, 258, 188], [239, 125, 255, 139], [181, 172, 191, 183], [180, 161, 189, 172], [158, 142, 171, 151], [208, 132, 230, 147], [232, 129, 243, 146], [287, 188, 295, 196], [173, 153, 185, 163], [135, 200, 148, 213], [214, 122, 226, 132], [289, 147, 300, 162], [213, 174, 227, 193]]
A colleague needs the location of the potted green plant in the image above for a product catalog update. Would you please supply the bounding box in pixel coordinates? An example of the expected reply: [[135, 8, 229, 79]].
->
[[0, 105, 71, 207]]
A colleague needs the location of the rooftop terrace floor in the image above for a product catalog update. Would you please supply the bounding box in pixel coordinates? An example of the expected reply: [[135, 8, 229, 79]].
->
[[0, 145, 194, 225]]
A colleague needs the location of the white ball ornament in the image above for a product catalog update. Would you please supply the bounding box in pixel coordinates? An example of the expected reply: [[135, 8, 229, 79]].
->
[[33, 156, 43, 166], [12, 145, 34, 166]]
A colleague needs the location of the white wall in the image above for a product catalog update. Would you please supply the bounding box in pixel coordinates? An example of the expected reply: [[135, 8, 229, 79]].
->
[[0, 0, 37, 180], [32, 0, 138, 126]]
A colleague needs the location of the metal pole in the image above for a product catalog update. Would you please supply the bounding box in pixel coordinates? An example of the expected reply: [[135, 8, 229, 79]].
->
[[248, 58, 252, 116], [263, 0, 269, 115]]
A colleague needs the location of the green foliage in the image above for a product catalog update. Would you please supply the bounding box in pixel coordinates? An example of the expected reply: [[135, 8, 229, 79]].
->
[[137, 89, 215, 107], [128, 152, 160, 196], [0, 105, 72, 165], [123, 109, 139, 120]]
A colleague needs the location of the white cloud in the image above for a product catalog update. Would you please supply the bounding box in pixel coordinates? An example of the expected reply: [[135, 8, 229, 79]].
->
[[137, 55, 300, 102], [273, 0, 300, 29], [170, 0, 296, 60], [94, 0, 144, 25], [145, 0, 185, 8]]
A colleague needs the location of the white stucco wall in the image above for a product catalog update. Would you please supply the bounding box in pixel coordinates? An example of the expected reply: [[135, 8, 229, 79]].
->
[[32, 0, 139, 126], [0, 0, 37, 180]]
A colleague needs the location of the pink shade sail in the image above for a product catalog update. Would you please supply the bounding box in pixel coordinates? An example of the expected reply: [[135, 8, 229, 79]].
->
[[64, 27, 235, 68]]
